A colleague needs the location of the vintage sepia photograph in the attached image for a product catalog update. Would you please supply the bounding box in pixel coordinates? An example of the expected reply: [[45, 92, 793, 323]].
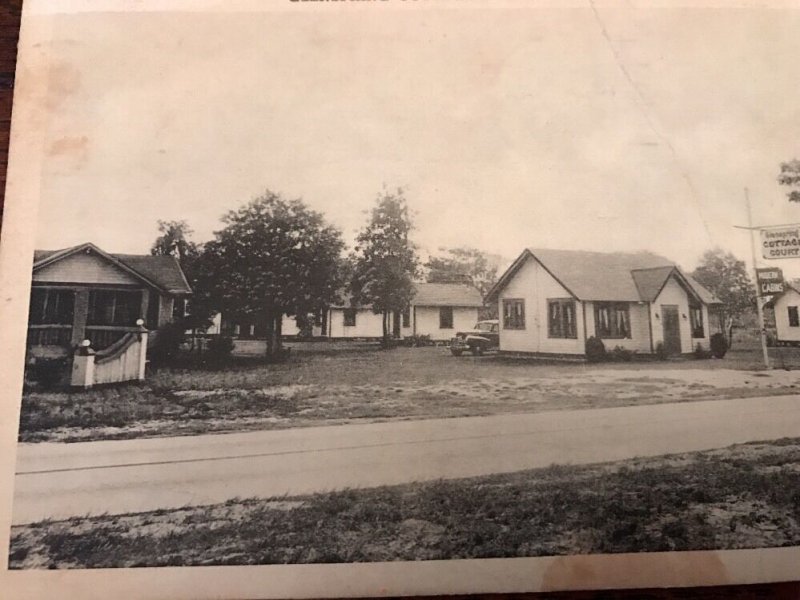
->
[[1, 0, 800, 597]]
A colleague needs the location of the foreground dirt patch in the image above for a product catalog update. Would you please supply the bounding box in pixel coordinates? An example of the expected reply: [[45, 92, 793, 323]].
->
[[10, 437, 800, 568], [19, 347, 800, 443]]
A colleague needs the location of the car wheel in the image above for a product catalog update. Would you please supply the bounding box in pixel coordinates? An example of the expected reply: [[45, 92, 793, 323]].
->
[[450, 349, 463, 357]]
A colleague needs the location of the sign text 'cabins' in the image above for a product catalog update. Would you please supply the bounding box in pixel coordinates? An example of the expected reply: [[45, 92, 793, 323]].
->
[[761, 227, 800, 259], [755, 267, 785, 296]]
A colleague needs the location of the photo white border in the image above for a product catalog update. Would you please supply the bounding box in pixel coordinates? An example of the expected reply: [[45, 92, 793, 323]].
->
[[1, 2, 799, 598]]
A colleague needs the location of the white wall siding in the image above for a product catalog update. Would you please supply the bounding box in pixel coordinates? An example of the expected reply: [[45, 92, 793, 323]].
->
[[414, 306, 479, 340], [584, 301, 652, 353], [498, 257, 585, 354], [328, 308, 388, 338], [774, 290, 800, 342], [651, 276, 709, 353], [34, 253, 140, 286]]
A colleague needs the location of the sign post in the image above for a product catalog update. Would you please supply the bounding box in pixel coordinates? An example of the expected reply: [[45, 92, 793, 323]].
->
[[745, 189, 770, 369]]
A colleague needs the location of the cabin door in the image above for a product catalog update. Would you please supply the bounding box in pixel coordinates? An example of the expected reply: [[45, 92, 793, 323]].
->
[[661, 305, 681, 355]]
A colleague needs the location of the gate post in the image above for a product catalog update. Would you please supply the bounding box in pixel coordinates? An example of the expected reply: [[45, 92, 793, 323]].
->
[[71, 340, 95, 388]]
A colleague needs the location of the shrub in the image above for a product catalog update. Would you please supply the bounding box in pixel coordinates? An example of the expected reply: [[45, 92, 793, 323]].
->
[[654, 341, 667, 360], [24, 358, 69, 389], [694, 343, 711, 359], [610, 346, 635, 362], [149, 319, 187, 367], [710, 333, 728, 359], [585, 336, 606, 363], [406, 334, 433, 347], [207, 336, 235, 362]]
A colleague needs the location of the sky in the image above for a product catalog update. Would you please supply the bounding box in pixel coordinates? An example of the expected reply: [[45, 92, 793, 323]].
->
[[27, 3, 800, 276]]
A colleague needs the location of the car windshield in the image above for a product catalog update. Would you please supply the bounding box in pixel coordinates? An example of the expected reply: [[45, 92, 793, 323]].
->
[[475, 322, 494, 331]]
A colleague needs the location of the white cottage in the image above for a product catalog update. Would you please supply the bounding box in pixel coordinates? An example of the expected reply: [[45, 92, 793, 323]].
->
[[485, 248, 720, 358], [328, 283, 483, 341], [765, 282, 800, 345]]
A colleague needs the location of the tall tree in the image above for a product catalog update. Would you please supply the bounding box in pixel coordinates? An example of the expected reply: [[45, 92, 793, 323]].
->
[[351, 188, 418, 347], [202, 190, 345, 357], [691, 248, 756, 347], [778, 159, 800, 202], [425, 247, 499, 295], [151, 220, 199, 263], [150, 220, 214, 333]]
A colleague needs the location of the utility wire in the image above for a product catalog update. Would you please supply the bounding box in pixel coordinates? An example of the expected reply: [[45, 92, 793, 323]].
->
[[588, 0, 714, 243]]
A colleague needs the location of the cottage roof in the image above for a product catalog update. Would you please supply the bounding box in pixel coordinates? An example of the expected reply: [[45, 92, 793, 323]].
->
[[33, 243, 192, 295], [331, 282, 483, 309], [412, 282, 483, 307], [487, 248, 720, 304]]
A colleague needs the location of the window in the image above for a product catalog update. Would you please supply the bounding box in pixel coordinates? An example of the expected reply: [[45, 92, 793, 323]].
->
[[87, 290, 142, 326], [402, 307, 411, 328], [690, 305, 705, 338], [549, 299, 577, 338], [29, 288, 74, 325], [343, 308, 357, 327], [789, 306, 799, 327], [594, 302, 630, 339], [439, 306, 454, 329], [503, 299, 526, 330]]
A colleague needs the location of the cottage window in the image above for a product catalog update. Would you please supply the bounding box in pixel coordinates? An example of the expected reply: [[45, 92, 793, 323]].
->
[[789, 306, 799, 328], [402, 307, 411, 328], [502, 299, 525, 330], [439, 306, 454, 329], [690, 305, 705, 338], [594, 302, 630, 339], [343, 308, 357, 327], [29, 288, 75, 325], [87, 290, 142, 327], [547, 299, 576, 339]]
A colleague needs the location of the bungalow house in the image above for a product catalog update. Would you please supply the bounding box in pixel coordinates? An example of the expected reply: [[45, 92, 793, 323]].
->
[[764, 280, 800, 345], [28, 242, 192, 361], [485, 248, 721, 358], [328, 282, 483, 341]]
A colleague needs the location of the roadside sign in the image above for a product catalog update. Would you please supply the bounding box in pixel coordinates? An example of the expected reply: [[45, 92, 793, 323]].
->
[[756, 267, 784, 296], [761, 227, 800, 259]]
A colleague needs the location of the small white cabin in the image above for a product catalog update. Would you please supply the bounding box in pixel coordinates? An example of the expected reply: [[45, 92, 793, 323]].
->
[[766, 283, 800, 345], [486, 248, 721, 358]]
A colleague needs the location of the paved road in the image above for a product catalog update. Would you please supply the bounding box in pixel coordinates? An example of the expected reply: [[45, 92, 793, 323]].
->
[[12, 395, 800, 524]]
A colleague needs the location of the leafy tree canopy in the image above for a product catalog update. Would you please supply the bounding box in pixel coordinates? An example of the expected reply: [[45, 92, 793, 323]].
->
[[778, 159, 800, 202], [201, 190, 345, 354], [691, 248, 756, 345], [425, 247, 499, 298], [351, 188, 418, 342]]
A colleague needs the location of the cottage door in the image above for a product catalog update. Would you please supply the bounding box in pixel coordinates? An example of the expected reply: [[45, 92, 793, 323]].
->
[[661, 305, 681, 355]]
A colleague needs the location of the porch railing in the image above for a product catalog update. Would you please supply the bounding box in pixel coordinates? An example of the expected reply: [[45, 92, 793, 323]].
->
[[71, 323, 149, 388], [85, 326, 139, 350], [27, 325, 72, 347]]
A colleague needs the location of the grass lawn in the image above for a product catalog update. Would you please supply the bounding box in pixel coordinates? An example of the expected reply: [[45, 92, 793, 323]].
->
[[10, 436, 800, 568], [18, 340, 800, 443]]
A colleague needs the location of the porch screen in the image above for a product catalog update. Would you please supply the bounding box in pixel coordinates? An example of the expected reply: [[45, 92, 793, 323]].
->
[[87, 290, 142, 326], [29, 288, 74, 324], [594, 302, 630, 339]]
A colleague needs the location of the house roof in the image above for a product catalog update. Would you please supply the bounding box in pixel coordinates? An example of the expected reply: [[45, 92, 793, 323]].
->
[[332, 282, 484, 309], [33, 243, 192, 295], [487, 248, 720, 304], [412, 282, 483, 307]]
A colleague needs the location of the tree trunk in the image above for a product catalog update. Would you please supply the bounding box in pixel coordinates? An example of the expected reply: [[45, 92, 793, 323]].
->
[[725, 315, 735, 350], [274, 313, 283, 354], [265, 310, 275, 357], [381, 311, 389, 348]]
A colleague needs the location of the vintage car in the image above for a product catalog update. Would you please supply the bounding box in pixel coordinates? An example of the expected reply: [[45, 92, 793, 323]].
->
[[450, 319, 500, 356]]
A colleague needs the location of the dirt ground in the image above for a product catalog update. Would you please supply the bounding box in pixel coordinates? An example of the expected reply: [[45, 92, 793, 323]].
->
[[9, 437, 800, 568], [19, 342, 800, 443]]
